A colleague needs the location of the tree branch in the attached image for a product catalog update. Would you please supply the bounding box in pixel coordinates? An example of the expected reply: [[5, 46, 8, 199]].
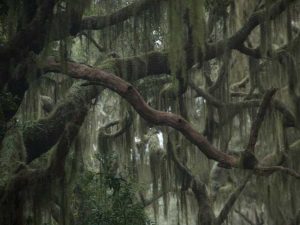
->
[[189, 81, 224, 108], [246, 89, 277, 153], [255, 165, 300, 179], [23, 81, 100, 163], [98, 110, 133, 138], [216, 173, 252, 225], [167, 135, 216, 225], [80, 0, 165, 31], [41, 58, 300, 180], [43, 58, 239, 168], [189, 81, 295, 127], [205, 0, 297, 60]]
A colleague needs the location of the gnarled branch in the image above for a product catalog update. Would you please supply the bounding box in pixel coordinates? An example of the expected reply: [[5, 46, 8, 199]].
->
[[43, 57, 239, 168]]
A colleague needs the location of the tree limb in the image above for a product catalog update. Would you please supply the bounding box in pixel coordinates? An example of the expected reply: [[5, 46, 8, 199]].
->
[[23, 81, 101, 163], [246, 89, 277, 153], [206, 0, 297, 61], [81, 32, 106, 52], [255, 165, 300, 179], [98, 110, 133, 138], [43, 58, 239, 168], [80, 0, 165, 31], [189, 81, 295, 127], [41, 57, 300, 179], [216, 173, 252, 225], [167, 135, 216, 225]]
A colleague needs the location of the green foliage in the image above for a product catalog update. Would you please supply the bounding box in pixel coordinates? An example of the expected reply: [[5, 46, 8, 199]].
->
[[74, 171, 153, 225], [73, 151, 154, 225]]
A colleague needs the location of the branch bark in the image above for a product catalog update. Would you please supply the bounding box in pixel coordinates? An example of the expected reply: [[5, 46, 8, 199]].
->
[[39, 58, 300, 180], [43, 58, 238, 168], [80, 0, 165, 31], [23, 81, 100, 163], [246, 89, 277, 153], [206, 0, 297, 61]]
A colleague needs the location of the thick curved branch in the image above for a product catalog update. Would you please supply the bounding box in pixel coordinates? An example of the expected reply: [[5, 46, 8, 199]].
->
[[81, 0, 165, 31], [23, 81, 100, 163], [41, 58, 300, 180], [80, 0, 296, 63], [206, 0, 297, 60], [22, 50, 168, 164], [52, 0, 295, 73], [43, 58, 239, 167]]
